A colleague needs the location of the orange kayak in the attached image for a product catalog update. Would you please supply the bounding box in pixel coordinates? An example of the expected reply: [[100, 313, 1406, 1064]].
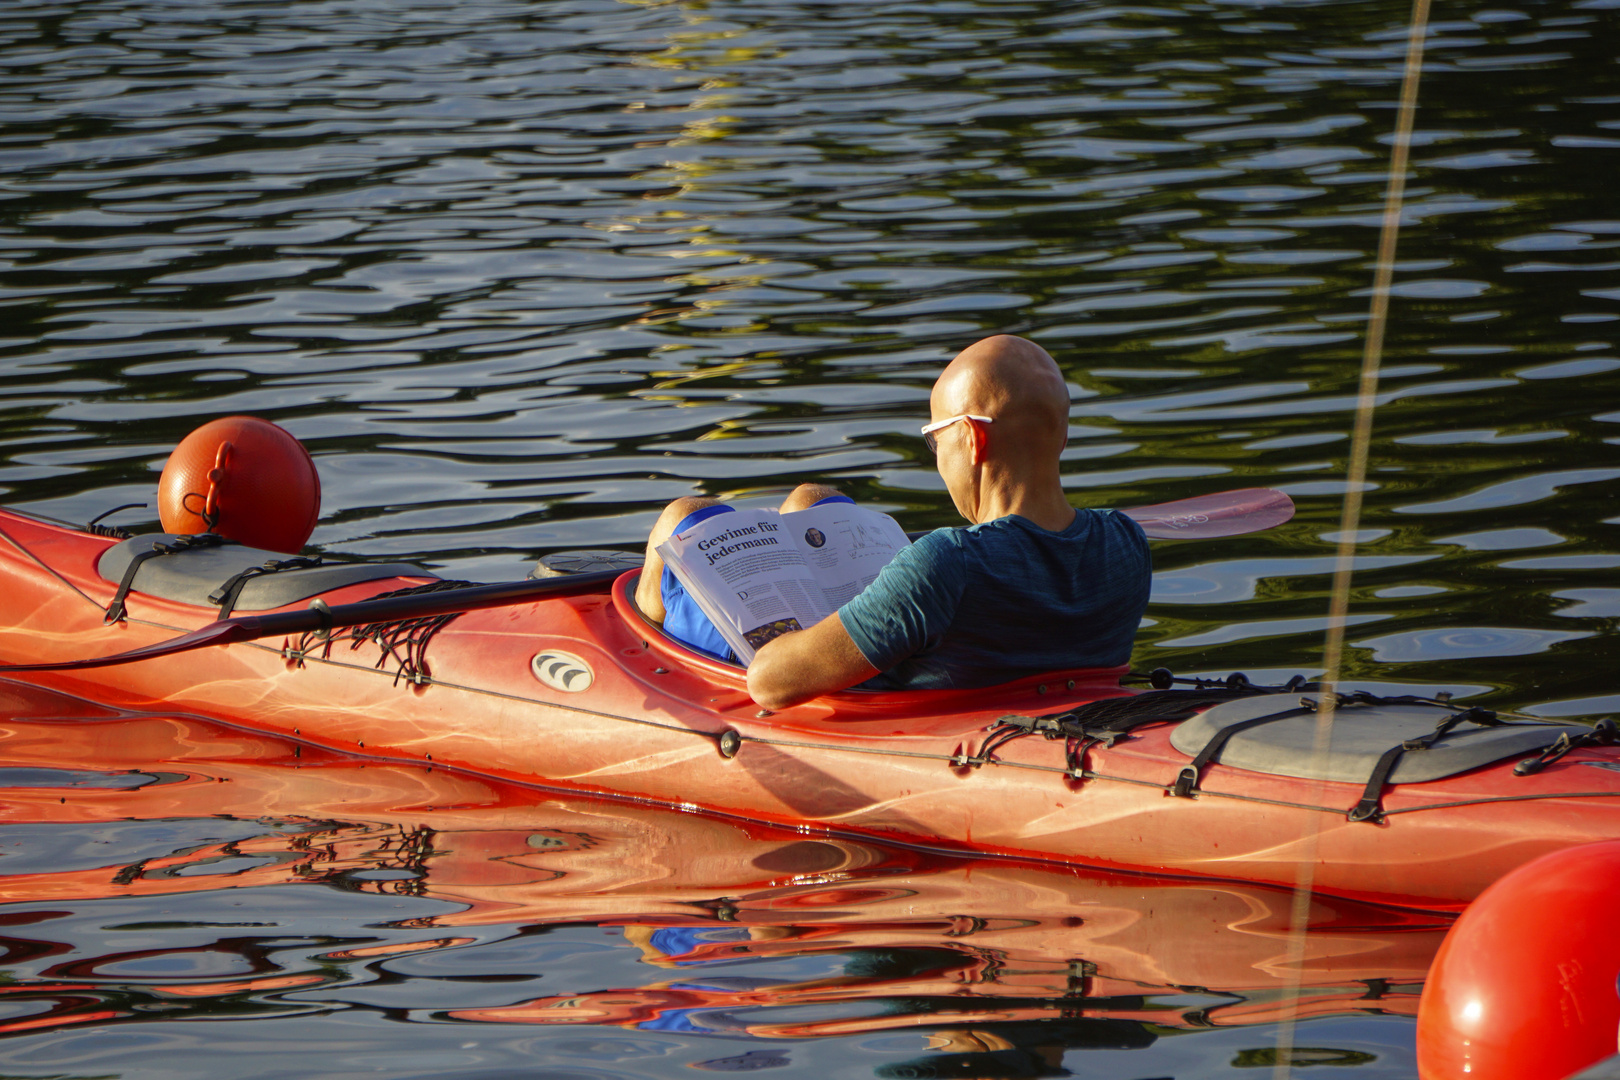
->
[[0, 506, 1615, 911]]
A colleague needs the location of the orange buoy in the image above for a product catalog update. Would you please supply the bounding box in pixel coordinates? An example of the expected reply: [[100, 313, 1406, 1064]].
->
[[1417, 840, 1620, 1080], [158, 416, 320, 554]]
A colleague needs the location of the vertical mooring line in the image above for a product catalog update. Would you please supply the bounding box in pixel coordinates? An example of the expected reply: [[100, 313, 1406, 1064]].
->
[[1272, 0, 1434, 1076]]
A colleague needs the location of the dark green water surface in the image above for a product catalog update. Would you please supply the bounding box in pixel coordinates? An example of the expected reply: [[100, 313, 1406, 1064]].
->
[[0, 0, 1617, 1075]]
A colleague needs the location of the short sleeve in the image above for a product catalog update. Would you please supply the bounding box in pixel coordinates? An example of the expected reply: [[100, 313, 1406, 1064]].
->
[[836, 531, 967, 673]]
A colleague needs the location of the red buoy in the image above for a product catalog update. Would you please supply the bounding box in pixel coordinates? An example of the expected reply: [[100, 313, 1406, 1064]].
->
[[158, 417, 320, 555], [1417, 840, 1620, 1080]]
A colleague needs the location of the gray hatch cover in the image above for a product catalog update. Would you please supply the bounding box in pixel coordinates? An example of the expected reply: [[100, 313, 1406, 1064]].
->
[[1169, 693, 1586, 785], [98, 534, 436, 612]]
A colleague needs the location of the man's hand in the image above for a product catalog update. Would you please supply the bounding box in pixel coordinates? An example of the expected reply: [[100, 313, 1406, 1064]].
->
[[746, 612, 878, 710]]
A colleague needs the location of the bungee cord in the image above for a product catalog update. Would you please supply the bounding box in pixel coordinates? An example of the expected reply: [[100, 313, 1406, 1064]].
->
[[1272, 0, 1436, 1074]]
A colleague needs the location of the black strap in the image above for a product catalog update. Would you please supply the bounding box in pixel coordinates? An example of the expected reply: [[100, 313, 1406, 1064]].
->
[[1064, 733, 1109, 778], [85, 502, 146, 539], [208, 556, 322, 618], [1171, 701, 1314, 798], [1139, 668, 1314, 695], [1348, 706, 1500, 822], [1513, 718, 1620, 777], [974, 687, 1259, 771], [285, 580, 479, 685], [105, 534, 226, 624]]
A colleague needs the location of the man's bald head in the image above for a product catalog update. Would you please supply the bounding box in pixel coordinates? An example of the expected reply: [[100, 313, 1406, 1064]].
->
[[931, 335, 1069, 463]]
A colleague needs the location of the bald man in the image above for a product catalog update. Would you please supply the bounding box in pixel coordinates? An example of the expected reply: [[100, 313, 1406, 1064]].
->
[[744, 336, 1151, 708], [637, 336, 1151, 708]]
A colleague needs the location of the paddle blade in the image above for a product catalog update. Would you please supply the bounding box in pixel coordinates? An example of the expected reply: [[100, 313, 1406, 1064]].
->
[[0, 620, 249, 672], [1124, 488, 1295, 539]]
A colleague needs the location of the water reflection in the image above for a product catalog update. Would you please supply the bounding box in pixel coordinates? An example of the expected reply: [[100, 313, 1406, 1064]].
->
[[0, 686, 1441, 1074]]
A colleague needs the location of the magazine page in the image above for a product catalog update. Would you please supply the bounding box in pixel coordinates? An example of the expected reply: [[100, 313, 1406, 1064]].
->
[[656, 508, 826, 664], [779, 502, 912, 611]]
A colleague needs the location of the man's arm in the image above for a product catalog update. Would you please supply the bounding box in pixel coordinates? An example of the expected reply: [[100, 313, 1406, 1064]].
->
[[746, 612, 878, 711]]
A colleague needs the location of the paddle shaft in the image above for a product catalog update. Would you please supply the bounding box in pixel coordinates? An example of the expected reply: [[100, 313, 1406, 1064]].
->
[[0, 569, 623, 673], [222, 568, 624, 642], [0, 487, 1291, 672], [282, 489, 1287, 626]]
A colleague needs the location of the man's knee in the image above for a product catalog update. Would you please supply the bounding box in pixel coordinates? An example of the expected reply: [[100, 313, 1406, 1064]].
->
[[650, 495, 726, 543], [638, 495, 727, 621], [780, 483, 844, 513]]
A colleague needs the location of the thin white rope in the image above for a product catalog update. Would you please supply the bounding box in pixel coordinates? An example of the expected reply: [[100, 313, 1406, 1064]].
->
[[1270, 0, 1434, 1075]]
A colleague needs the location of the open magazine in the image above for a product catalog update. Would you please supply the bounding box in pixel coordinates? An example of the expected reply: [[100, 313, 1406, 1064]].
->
[[656, 502, 911, 664]]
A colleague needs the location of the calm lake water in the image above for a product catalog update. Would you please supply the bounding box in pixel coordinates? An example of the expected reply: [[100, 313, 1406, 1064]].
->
[[1, 0, 1617, 1075]]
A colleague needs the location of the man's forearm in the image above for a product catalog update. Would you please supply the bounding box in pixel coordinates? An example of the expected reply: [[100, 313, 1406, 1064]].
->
[[746, 613, 878, 710]]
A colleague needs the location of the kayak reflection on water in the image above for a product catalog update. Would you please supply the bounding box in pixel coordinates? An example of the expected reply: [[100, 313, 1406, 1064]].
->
[[635, 335, 1153, 709], [0, 695, 1447, 1071]]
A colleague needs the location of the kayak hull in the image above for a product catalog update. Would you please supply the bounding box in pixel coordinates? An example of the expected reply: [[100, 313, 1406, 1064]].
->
[[0, 508, 1615, 911]]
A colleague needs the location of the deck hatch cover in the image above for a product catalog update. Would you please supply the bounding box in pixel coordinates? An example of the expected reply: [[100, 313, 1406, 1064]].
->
[[97, 533, 434, 611], [1170, 694, 1588, 785]]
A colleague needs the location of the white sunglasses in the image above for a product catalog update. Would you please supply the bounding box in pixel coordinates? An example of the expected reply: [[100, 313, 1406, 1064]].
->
[[920, 414, 993, 453]]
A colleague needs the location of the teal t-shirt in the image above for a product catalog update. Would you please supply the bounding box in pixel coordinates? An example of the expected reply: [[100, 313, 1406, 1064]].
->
[[837, 509, 1150, 690]]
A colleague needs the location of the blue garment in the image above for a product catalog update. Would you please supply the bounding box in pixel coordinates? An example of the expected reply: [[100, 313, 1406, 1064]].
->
[[660, 496, 855, 661], [837, 510, 1150, 691], [648, 925, 751, 962], [636, 1005, 717, 1033], [660, 504, 740, 661]]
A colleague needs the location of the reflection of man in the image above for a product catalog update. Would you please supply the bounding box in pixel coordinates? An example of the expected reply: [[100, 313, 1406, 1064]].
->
[[746, 335, 1150, 708], [804, 527, 826, 549]]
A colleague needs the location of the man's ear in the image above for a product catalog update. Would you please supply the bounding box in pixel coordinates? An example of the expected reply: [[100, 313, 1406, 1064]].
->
[[969, 417, 990, 465]]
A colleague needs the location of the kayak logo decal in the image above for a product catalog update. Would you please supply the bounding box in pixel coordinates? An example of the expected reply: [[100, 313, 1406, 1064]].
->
[[531, 650, 594, 693], [1581, 761, 1620, 774]]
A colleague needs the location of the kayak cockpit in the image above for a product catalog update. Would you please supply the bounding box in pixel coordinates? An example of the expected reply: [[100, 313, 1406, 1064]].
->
[[606, 568, 1135, 726]]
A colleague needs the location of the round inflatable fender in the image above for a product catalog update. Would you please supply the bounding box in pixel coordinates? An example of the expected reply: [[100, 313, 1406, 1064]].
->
[[1417, 840, 1620, 1080], [158, 417, 320, 555]]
